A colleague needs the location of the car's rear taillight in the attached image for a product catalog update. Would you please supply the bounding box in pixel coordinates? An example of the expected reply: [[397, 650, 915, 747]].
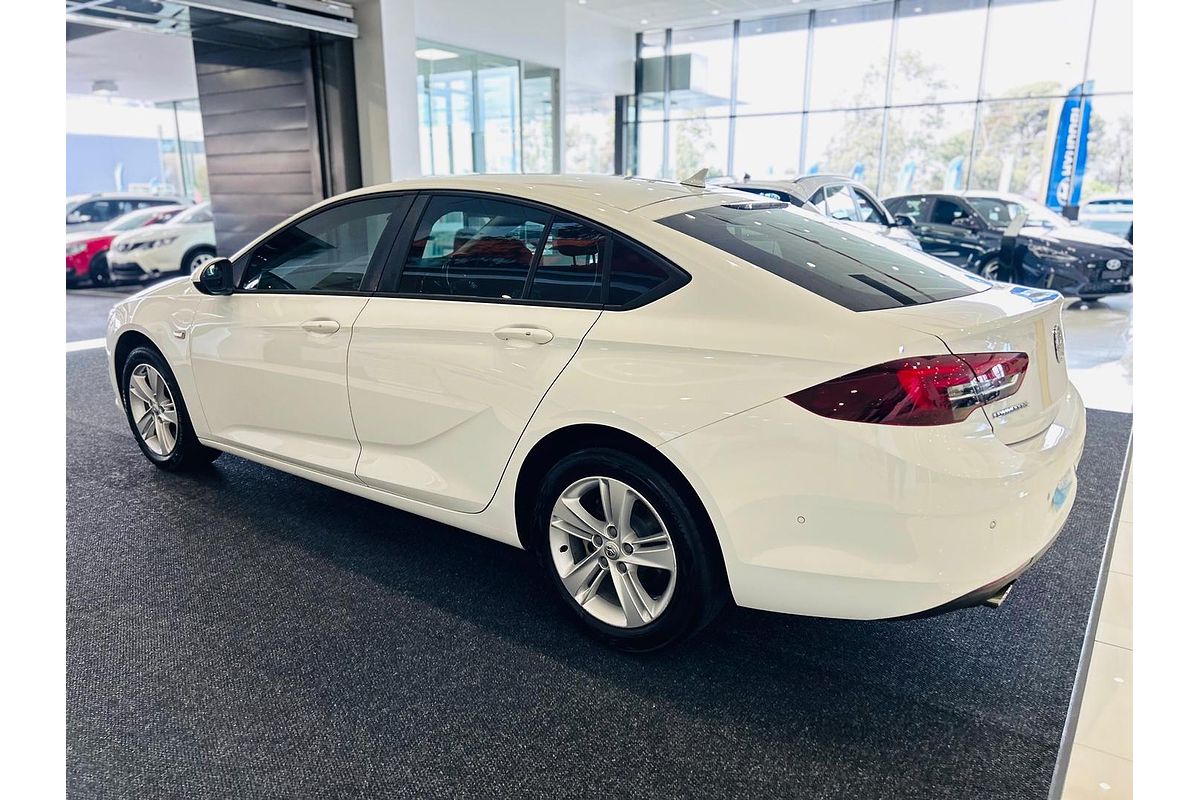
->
[[787, 352, 1029, 426]]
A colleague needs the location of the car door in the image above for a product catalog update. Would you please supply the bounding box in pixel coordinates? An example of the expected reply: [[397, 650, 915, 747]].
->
[[917, 197, 989, 267], [347, 193, 605, 513], [188, 194, 411, 480]]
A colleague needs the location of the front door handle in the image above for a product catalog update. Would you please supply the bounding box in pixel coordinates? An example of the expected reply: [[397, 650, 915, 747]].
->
[[301, 318, 341, 335], [493, 325, 554, 345]]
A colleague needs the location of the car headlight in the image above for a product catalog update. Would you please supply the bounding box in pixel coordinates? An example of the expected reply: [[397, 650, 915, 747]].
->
[[145, 236, 178, 249], [1027, 242, 1077, 263], [66, 242, 87, 256]]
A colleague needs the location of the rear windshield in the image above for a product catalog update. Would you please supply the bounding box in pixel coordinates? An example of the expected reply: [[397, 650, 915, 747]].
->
[[659, 204, 989, 311]]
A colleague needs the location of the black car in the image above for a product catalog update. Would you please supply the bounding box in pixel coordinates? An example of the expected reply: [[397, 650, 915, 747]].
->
[[882, 191, 1133, 301]]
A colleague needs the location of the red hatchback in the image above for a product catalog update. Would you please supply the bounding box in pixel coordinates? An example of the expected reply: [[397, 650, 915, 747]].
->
[[67, 205, 184, 287]]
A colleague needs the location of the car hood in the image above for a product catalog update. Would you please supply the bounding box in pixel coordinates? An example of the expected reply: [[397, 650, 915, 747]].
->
[[66, 230, 110, 245], [1026, 225, 1132, 252]]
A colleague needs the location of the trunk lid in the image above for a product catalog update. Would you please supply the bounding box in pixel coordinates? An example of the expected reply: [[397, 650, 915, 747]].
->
[[870, 286, 1069, 444]]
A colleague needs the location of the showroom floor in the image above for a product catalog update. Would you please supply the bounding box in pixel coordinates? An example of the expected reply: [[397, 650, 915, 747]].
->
[[65, 285, 1135, 799]]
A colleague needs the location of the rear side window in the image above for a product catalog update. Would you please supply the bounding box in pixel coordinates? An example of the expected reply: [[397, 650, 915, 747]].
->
[[815, 184, 857, 221], [528, 218, 606, 305], [608, 239, 674, 307], [659, 204, 988, 312]]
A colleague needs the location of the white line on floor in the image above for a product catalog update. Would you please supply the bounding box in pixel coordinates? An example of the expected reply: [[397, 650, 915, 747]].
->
[[66, 338, 106, 353]]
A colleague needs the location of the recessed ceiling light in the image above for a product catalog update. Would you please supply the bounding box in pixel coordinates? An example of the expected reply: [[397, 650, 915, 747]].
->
[[914, 5, 923, 11], [415, 47, 458, 61], [640, 18, 648, 24], [711, 9, 720, 14], [578, 0, 586, 4]]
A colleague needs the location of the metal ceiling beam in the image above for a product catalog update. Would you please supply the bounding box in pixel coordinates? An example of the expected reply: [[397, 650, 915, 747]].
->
[[173, 0, 357, 37]]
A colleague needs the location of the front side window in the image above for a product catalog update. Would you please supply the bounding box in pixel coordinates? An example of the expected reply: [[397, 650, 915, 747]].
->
[[886, 196, 929, 220], [659, 203, 988, 312], [72, 200, 124, 223], [399, 195, 551, 299], [816, 184, 857, 221], [851, 188, 886, 224], [528, 219, 607, 304], [930, 198, 972, 226], [242, 196, 398, 293]]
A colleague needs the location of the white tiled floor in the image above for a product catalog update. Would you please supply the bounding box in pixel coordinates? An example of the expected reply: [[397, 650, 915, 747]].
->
[[1061, 294, 1134, 413], [1056, 293, 1133, 798]]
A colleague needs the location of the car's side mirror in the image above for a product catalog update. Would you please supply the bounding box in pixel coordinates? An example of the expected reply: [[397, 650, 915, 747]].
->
[[894, 214, 915, 227], [192, 257, 234, 296]]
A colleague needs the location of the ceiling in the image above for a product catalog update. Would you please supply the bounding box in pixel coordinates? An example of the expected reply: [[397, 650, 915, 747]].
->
[[66, 26, 198, 102], [573, 0, 873, 30]]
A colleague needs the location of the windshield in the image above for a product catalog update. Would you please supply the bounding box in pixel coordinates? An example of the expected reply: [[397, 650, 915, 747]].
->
[[967, 196, 1070, 229], [103, 207, 174, 232], [659, 203, 989, 312], [171, 204, 212, 225]]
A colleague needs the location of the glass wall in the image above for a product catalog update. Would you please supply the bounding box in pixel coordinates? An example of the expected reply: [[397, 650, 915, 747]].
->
[[627, 0, 1132, 206], [416, 40, 560, 175]]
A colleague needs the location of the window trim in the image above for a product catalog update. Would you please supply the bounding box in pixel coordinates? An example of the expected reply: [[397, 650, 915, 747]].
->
[[233, 192, 417, 297], [371, 189, 690, 311]]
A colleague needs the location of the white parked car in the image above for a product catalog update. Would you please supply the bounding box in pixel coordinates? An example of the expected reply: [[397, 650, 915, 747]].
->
[[105, 175, 1085, 651], [107, 202, 217, 283], [66, 192, 186, 233], [730, 175, 925, 251]]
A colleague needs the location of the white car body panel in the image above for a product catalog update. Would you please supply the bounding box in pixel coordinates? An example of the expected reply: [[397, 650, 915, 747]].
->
[[106, 175, 1087, 621], [348, 297, 602, 511]]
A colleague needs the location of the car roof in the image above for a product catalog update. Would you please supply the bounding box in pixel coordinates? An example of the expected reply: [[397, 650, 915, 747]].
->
[[346, 174, 749, 214], [791, 173, 875, 196]]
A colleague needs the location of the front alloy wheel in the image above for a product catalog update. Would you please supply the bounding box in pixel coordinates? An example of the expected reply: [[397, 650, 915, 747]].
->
[[549, 477, 678, 629], [128, 363, 178, 456]]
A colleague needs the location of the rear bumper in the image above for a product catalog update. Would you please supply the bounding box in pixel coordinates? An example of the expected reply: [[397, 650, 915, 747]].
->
[[661, 383, 1087, 620]]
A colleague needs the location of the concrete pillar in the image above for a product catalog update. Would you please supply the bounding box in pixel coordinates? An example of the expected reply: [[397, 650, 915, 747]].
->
[[353, 0, 421, 184]]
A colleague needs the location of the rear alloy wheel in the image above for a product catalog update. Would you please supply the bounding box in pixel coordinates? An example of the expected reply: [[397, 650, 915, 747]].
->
[[122, 346, 220, 471], [980, 257, 1002, 281], [534, 448, 727, 651], [549, 476, 678, 629], [88, 253, 110, 286]]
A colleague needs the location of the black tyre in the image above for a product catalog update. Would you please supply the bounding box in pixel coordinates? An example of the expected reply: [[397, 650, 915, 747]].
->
[[533, 448, 728, 652], [88, 252, 110, 286], [979, 257, 1002, 281], [120, 346, 221, 471], [181, 246, 216, 275]]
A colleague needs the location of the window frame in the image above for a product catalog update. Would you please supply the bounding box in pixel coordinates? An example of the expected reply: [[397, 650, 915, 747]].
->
[[373, 190, 690, 311], [849, 187, 888, 225], [233, 192, 416, 297]]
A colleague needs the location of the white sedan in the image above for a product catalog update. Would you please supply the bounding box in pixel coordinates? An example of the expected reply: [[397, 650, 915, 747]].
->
[[107, 202, 217, 283], [105, 175, 1085, 651]]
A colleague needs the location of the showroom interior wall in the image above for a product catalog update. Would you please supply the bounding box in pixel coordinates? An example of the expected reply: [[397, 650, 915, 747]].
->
[[628, 0, 1132, 204], [352, 0, 634, 183]]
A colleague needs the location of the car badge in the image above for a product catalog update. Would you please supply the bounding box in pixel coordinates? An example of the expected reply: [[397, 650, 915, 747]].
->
[[992, 401, 1028, 418], [1105, 258, 1121, 269], [1051, 324, 1065, 363]]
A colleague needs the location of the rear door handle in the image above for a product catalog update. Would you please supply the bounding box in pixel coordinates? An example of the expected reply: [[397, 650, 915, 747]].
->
[[493, 325, 554, 345], [300, 318, 341, 334]]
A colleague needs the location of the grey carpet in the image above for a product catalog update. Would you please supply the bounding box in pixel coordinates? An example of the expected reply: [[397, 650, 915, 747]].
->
[[66, 348, 1133, 799]]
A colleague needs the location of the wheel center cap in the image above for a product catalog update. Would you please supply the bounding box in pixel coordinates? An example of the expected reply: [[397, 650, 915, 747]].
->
[[603, 542, 620, 560]]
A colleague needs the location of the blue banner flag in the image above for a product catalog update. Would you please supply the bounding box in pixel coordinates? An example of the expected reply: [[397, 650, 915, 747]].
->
[[1044, 81, 1093, 210]]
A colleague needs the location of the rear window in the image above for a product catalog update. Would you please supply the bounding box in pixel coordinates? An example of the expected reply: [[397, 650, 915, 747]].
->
[[659, 204, 989, 312]]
